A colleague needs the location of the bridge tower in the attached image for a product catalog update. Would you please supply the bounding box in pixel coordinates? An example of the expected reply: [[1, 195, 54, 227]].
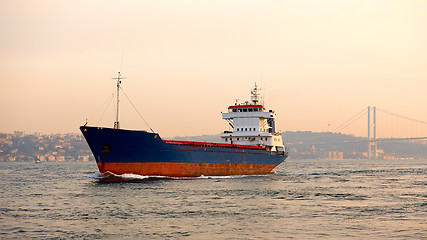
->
[[367, 106, 377, 160]]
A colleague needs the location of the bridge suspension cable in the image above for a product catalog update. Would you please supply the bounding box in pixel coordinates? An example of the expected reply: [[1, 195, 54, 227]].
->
[[332, 107, 367, 133], [376, 107, 427, 139], [376, 108, 427, 125]]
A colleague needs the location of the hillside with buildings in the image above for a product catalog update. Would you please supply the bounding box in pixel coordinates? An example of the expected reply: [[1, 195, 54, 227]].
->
[[174, 131, 427, 160], [1, 131, 426, 162], [0, 131, 93, 162], [284, 131, 427, 160]]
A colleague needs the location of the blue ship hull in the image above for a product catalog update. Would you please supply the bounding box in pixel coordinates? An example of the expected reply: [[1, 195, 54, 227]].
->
[[80, 126, 287, 177]]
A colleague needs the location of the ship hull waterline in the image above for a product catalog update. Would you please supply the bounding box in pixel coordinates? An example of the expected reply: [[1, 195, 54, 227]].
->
[[80, 126, 287, 179]]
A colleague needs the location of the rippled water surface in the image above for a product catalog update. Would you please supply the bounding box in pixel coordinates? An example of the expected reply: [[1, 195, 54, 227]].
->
[[1, 159, 426, 239]]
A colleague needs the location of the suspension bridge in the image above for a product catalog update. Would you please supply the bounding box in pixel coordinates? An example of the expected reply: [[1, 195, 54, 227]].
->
[[332, 106, 427, 160]]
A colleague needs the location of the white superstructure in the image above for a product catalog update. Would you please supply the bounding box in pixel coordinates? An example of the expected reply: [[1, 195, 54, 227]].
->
[[220, 84, 285, 153]]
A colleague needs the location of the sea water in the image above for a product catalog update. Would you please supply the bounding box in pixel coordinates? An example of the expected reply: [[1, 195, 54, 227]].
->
[[0, 159, 426, 239]]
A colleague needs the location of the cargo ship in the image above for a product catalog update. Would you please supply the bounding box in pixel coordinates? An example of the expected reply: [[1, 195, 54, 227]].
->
[[80, 73, 287, 179]]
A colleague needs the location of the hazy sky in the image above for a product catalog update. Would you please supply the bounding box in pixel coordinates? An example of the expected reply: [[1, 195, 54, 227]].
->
[[1, 0, 426, 138]]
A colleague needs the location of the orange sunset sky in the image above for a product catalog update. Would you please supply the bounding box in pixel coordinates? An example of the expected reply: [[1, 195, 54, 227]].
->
[[1, 0, 426, 138]]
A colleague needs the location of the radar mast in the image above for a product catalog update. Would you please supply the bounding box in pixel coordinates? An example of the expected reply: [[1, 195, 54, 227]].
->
[[251, 83, 261, 105]]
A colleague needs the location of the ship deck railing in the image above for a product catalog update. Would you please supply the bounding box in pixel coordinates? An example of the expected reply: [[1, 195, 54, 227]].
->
[[164, 140, 266, 151]]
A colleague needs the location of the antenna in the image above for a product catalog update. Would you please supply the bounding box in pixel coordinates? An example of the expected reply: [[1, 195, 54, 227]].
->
[[260, 71, 264, 106], [251, 82, 260, 105], [261, 79, 265, 106], [112, 72, 125, 129]]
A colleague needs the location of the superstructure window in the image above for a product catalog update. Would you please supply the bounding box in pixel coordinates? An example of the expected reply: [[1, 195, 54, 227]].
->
[[249, 108, 253, 112], [233, 109, 237, 112], [254, 108, 258, 112], [243, 108, 247, 112], [245, 128, 247, 131]]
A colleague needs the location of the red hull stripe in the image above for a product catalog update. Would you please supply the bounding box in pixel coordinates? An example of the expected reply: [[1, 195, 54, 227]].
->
[[97, 162, 277, 177], [228, 104, 264, 109]]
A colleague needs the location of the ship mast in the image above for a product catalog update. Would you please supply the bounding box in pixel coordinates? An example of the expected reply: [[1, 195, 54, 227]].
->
[[113, 72, 124, 129], [251, 83, 260, 105]]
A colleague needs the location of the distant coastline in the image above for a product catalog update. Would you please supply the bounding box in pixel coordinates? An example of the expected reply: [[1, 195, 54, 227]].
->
[[174, 131, 427, 160], [0, 131, 93, 162], [1, 131, 426, 162]]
